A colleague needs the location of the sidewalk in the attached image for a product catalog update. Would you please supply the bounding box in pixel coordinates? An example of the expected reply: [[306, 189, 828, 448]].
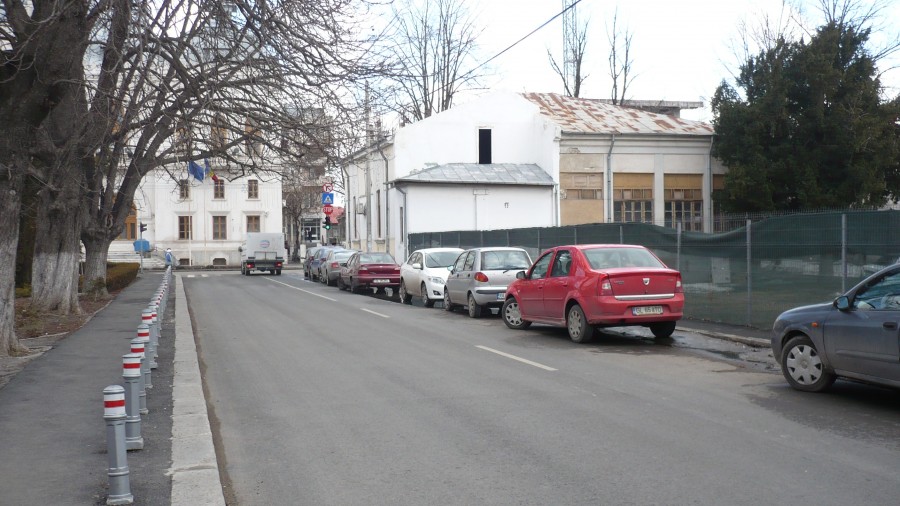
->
[[0, 272, 184, 505]]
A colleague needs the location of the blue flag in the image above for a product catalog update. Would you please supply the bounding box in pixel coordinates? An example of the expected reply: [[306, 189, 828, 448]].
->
[[188, 160, 204, 182]]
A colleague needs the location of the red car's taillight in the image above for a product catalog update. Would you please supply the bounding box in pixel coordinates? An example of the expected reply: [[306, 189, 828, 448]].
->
[[598, 275, 613, 296], [247, 263, 255, 269], [276, 261, 283, 268], [675, 274, 683, 293], [474, 272, 489, 282]]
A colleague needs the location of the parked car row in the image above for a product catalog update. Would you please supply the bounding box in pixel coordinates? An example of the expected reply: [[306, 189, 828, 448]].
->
[[310, 244, 685, 345]]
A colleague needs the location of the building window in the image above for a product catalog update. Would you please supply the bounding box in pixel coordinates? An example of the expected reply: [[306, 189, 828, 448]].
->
[[213, 179, 225, 199], [178, 216, 193, 240], [212, 216, 227, 239], [120, 205, 137, 240], [478, 128, 492, 164], [179, 179, 190, 200], [665, 189, 703, 231], [247, 179, 258, 199], [613, 188, 653, 223], [561, 172, 603, 200], [247, 215, 260, 233]]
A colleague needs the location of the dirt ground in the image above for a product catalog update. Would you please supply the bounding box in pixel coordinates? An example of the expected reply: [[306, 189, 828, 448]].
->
[[0, 295, 116, 390]]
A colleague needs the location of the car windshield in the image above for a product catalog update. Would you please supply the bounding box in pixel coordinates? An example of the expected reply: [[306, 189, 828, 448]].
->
[[334, 251, 355, 261], [480, 250, 531, 270], [425, 251, 461, 268], [360, 252, 395, 264], [583, 247, 665, 269]]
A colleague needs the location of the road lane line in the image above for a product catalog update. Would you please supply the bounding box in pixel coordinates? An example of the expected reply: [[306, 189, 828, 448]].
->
[[475, 346, 557, 371], [265, 277, 337, 301], [360, 308, 390, 318]]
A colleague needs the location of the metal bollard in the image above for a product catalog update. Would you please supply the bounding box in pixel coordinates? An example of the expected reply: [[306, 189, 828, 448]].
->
[[122, 353, 144, 450], [136, 324, 152, 391], [141, 308, 158, 369], [103, 385, 134, 505], [155, 289, 166, 318], [130, 337, 148, 416], [149, 303, 160, 362]]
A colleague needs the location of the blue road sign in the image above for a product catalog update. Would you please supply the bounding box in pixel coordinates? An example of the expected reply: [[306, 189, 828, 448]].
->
[[322, 192, 334, 205]]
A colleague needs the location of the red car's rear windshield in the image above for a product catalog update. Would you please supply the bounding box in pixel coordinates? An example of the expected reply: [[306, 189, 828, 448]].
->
[[583, 247, 666, 269]]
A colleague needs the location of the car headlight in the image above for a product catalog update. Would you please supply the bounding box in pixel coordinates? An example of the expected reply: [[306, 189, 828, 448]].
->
[[428, 276, 445, 285]]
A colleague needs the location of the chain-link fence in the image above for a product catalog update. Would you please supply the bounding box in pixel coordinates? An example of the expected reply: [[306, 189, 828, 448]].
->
[[410, 210, 900, 329]]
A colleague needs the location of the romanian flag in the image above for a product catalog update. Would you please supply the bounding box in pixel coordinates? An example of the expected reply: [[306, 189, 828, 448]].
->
[[204, 158, 219, 182]]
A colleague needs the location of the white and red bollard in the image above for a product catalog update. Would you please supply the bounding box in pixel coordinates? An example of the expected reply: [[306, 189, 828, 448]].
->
[[103, 385, 133, 505], [122, 353, 143, 450], [135, 324, 152, 392], [129, 336, 148, 416], [140, 308, 157, 370]]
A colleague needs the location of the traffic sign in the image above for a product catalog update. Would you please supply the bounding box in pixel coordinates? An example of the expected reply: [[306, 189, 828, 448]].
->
[[323, 205, 334, 215], [321, 192, 334, 205], [322, 183, 334, 193]]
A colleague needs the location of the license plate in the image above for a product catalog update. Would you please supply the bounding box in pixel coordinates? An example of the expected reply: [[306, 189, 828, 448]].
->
[[373, 279, 389, 284], [496, 293, 505, 301], [633, 305, 663, 316]]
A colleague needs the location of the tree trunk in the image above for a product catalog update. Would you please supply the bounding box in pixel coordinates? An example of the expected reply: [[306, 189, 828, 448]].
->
[[29, 186, 83, 315], [82, 236, 111, 299], [0, 170, 28, 356]]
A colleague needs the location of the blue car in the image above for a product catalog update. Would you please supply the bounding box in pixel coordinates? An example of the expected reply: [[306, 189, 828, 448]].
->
[[772, 263, 900, 392]]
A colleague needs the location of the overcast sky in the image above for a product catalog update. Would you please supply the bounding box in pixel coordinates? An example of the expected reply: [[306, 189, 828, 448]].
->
[[464, 0, 900, 122]]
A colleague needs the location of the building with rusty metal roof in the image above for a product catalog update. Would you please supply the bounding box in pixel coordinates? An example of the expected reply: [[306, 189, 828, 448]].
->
[[343, 91, 726, 262]]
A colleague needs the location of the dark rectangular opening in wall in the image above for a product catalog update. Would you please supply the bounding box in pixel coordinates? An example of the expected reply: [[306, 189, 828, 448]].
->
[[478, 129, 492, 164]]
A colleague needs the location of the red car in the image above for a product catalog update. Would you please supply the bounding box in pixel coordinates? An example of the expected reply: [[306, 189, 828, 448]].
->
[[338, 251, 401, 294], [501, 244, 684, 343]]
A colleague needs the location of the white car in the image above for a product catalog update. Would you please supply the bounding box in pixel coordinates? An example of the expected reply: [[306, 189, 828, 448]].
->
[[398, 248, 465, 307]]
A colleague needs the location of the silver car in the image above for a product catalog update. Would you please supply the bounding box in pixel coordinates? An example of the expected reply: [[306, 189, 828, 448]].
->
[[319, 249, 358, 286], [772, 263, 900, 392], [398, 247, 464, 307], [444, 247, 533, 318]]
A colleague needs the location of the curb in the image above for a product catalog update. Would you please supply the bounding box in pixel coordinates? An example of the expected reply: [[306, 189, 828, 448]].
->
[[168, 275, 225, 505], [678, 326, 770, 348]]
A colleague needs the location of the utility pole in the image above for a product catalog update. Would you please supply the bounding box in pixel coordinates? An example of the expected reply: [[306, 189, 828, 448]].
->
[[365, 83, 373, 252]]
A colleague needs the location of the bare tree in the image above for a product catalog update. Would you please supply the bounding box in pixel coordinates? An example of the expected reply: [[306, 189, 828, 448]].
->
[[382, 0, 483, 121], [607, 8, 634, 105], [548, 0, 589, 97], [1, 0, 382, 354]]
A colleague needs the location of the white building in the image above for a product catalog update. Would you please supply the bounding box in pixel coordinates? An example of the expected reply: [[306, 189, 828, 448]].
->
[[344, 91, 725, 262], [110, 167, 283, 267]]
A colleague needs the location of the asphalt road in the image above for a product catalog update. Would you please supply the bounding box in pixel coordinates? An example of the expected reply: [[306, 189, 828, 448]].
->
[[183, 271, 900, 506]]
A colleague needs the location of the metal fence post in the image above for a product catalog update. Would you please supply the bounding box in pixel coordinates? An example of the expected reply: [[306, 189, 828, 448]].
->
[[122, 354, 144, 450], [746, 219, 752, 327], [841, 213, 847, 293], [103, 385, 134, 505], [619, 225, 624, 244]]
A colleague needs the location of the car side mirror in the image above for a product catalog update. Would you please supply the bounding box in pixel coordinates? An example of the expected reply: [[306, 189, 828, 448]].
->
[[447, 266, 454, 273], [834, 295, 850, 311], [412, 262, 422, 270], [516, 270, 527, 280], [339, 262, 347, 267]]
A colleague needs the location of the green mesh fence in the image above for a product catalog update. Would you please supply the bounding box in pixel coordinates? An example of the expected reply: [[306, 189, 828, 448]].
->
[[409, 210, 900, 329]]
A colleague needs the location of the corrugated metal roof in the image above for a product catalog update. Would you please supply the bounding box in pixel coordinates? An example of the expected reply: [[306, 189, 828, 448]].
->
[[394, 163, 554, 186], [521, 92, 714, 135]]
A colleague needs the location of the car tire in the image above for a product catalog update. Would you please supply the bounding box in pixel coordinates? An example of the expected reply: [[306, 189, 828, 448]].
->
[[650, 321, 676, 339], [443, 286, 456, 312], [398, 281, 412, 304], [276, 269, 282, 276], [501, 296, 532, 330], [337, 277, 346, 291], [350, 278, 361, 294], [422, 283, 435, 308], [567, 304, 595, 343], [467, 293, 483, 318], [780, 335, 836, 392]]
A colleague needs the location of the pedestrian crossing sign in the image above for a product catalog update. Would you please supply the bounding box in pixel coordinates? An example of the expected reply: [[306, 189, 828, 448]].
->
[[321, 193, 334, 205]]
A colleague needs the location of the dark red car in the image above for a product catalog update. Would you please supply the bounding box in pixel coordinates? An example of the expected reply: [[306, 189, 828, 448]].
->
[[338, 251, 401, 294], [501, 244, 684, 343]]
